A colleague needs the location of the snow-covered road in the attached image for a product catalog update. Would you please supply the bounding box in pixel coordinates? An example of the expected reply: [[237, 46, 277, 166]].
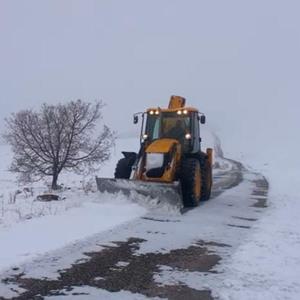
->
[[1, 132, 299, 300], [0, 157, 269, 300]]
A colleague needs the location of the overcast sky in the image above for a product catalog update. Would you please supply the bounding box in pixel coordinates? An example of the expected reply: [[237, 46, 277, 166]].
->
[[0, 0, 299, 156]]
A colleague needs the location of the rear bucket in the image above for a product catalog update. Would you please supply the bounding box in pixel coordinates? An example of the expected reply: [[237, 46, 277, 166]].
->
[[96, 177, 183, 211]]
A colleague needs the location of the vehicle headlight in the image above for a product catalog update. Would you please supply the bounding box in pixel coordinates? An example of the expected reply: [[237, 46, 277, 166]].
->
[[185, 133, 192, 140], [146, 153, 164, 171]]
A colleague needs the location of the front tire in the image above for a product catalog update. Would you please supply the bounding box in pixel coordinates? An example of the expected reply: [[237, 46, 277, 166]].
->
[[180, 158, 202, 207], [114, 158, 132, 179]]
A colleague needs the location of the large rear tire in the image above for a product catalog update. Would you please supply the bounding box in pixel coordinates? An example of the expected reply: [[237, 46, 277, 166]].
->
[[114, 158, 132, 179], [201, 158, 212, 201], [180, 158, 202, 207]]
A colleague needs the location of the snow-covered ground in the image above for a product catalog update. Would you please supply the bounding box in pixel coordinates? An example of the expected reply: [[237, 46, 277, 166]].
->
[[0, 128, 299, 300], [0, 199, 146, 273], [0, 129, 215, 274], [218, 139, 300, 300], [0, 152, 266, 300], [0, 138, 146, 273]]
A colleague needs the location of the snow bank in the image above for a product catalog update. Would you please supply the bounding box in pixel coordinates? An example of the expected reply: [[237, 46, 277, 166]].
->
[[0, 197, 146, 272]]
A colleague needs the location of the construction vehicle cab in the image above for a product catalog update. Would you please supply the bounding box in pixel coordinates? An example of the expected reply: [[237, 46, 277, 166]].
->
[[142, 105, 205, 154], [96, 96, 213, 208]]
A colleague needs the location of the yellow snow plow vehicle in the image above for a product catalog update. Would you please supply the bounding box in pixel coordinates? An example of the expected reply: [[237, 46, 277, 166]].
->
[[96, 96, 213, 209]]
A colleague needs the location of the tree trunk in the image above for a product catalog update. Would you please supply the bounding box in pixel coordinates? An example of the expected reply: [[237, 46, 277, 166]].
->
[[51, 172, 59, 190]]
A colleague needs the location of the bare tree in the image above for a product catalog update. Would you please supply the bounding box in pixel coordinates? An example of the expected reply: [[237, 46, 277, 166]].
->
[[3, 100, 115, 189]]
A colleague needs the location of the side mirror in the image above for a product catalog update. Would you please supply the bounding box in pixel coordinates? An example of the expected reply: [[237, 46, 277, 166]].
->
[[200, 115, 206, 124], [133, 115, 138, 124]]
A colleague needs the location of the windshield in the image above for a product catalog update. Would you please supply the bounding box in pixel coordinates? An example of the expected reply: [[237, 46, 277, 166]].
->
[[145, 112, 191, 142]]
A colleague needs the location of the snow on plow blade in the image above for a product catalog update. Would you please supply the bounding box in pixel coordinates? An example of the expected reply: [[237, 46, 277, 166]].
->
[[96, 177, 183, 211]]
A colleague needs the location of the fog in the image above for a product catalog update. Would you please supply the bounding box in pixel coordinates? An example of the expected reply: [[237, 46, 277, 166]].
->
[[0, 0, 299, 158]]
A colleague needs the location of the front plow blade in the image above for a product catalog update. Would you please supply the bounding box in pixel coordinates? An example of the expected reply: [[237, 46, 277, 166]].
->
[[96, 177, 183, 211]]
